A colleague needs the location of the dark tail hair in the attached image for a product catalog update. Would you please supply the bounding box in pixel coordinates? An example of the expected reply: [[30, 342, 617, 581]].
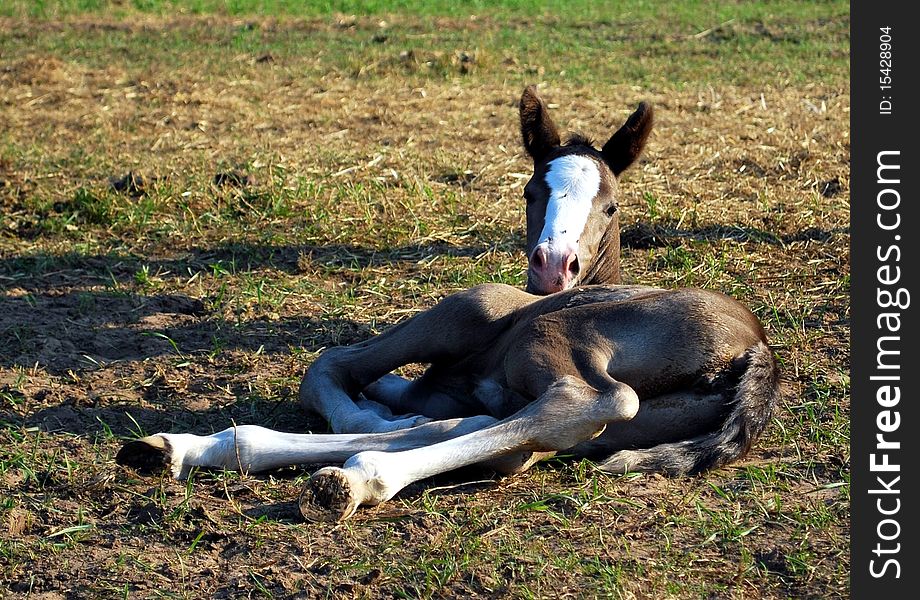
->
[[599, 341, 780, 476]]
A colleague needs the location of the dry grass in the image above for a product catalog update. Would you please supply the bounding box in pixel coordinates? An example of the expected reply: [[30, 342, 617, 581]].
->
[[1, 7, 848, 599]]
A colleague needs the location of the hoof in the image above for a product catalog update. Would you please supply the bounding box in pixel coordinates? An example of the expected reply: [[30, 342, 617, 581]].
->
[[370, 413, 432, 432], [299, 468, 361, 523], [390, 414, 433, 430], [116, 436, 171, 475]]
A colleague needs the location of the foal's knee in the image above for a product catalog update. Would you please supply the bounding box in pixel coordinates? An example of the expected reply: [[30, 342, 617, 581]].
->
[[607, 381, 640, 422], [299, 346, 357, 411]]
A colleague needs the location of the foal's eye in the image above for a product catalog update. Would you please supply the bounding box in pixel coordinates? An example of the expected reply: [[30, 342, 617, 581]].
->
[[603, 203, 617, 217]]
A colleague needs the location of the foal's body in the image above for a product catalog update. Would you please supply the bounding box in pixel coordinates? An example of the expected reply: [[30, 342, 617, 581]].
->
[[120, 282, 776, 520], [303, 281, 775, 469], [117, 87, 780, 522]]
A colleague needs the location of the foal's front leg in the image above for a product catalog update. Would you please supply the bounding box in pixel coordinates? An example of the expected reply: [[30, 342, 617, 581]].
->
[[116, 415, 500, 479], [300, 284, 534, 433], [298, 376, 640, 521]]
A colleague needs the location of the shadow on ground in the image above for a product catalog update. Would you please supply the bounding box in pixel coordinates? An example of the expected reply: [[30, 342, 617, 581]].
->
[[620, 222, 849, 249], [0, 238, 523, 289]]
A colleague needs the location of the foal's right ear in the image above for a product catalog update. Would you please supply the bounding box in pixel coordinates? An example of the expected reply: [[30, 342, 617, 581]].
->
[[519, 85, 561, 162]]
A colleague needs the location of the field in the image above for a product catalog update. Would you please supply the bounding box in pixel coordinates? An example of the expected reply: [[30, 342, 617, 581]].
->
[[0, 1, 850, 598]]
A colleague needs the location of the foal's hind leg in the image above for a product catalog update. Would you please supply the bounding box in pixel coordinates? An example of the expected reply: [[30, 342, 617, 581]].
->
[[357, 374, 441, 421], [300, 284, 534, 433], [572, 388, 728, 475]]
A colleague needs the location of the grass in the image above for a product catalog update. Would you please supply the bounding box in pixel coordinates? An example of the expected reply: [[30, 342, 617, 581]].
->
[[2, 1, 846, 89], [0, 0, 849, 598]]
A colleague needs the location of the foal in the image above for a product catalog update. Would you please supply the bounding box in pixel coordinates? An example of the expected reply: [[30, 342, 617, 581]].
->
[[118, 87, 779, 522]]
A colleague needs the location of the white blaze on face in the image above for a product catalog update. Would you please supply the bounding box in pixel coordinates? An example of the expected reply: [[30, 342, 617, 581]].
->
[[538, 154, 601, 252]]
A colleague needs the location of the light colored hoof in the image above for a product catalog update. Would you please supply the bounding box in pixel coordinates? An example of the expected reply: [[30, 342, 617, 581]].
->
[[116, 436, 171, 475], [389, 414, 433, 429], [298, 467, 361, 523], [363, 413, 432, 433]]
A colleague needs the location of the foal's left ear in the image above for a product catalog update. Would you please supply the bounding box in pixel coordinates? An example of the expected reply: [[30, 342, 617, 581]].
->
[[520, 85, 561, 162], [601, 102, 654, 176]]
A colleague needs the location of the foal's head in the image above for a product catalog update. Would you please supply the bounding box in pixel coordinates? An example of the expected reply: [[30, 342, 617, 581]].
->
[[519, 86, 653, 295]]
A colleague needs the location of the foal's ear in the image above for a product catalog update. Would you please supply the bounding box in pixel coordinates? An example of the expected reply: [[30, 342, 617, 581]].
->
[[519, 85, 561, 161], [601, 102, 654, 176]]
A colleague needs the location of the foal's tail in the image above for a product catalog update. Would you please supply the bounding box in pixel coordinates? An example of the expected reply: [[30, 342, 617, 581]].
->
[[598, 341, 780, 476]]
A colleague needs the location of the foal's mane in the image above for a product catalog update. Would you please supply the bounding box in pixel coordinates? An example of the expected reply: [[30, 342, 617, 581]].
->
[[563, 133, 596, 149]]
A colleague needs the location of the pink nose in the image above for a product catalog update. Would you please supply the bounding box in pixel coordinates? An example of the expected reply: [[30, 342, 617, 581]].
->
[[528, 245, 579, 294]]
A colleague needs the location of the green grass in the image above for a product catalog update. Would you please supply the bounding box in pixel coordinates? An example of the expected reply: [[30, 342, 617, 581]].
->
[[2, 1, 848, 88], [4, 0, 847, 20]]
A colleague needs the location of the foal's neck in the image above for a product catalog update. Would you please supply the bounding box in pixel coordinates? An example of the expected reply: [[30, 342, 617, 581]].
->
[[577, 216, 622, 286]]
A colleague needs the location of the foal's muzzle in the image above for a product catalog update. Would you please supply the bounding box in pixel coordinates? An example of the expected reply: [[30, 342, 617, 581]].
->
[[527, 244, 579, 295]]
